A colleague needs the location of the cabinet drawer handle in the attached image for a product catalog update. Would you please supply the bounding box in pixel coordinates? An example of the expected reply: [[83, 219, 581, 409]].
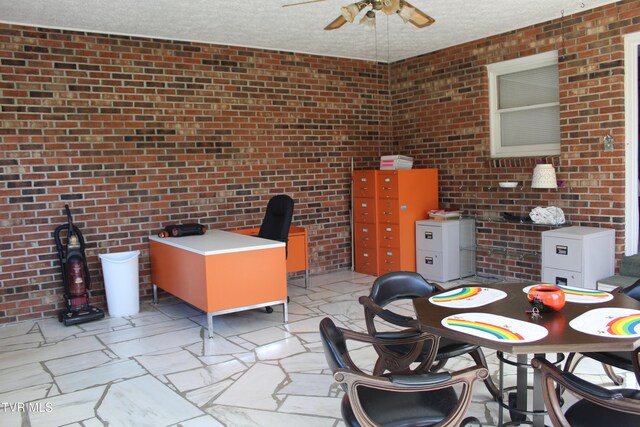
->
[[384, 260, 394, 264], [384, 236, 393, 240], [555, 245, 568, 255], [424, 232, 433, 239], [383, 211, 393, 215], [384, 178, 391, 183], [425, 257, 434, 265], [383, 186, 392, 190]]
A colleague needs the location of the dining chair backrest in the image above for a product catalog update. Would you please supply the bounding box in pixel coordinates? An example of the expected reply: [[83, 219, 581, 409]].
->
[[620, 279, 640, 301], [369, 271, 439, 307], [319, 317, 350, 388]]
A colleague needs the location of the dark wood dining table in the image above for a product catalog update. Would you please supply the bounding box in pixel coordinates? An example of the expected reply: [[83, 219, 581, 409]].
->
[[413, 282, 640, 427]]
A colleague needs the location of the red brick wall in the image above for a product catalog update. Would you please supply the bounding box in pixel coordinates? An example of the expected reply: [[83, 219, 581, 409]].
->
[[390, 0, 640, 281], [2, 0, 640, 323], [0, 25, 391, 323]]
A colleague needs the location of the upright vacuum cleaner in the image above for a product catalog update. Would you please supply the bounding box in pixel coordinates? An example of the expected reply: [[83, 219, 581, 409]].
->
[[54, 204, 104, 326]]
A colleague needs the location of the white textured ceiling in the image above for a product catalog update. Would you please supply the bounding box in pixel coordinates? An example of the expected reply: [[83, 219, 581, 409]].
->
[[0, 0, 620, 63]]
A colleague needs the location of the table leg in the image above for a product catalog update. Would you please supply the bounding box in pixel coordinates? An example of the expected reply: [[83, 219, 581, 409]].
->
[[498, 353, 505, 426], [516, 354, 528, 417], [152, 284, 158, 304], [207, 313, 214, 339], [283, 300, 288, 323], [304, 270, 309, 289]]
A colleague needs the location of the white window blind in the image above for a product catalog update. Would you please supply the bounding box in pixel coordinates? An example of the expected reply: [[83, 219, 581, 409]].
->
[[488, 51, 560, 157]]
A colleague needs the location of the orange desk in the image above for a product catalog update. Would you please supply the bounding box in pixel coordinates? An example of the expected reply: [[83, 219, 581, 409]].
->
[[231, 226, 309, 287], [149, 230, 287, 338]]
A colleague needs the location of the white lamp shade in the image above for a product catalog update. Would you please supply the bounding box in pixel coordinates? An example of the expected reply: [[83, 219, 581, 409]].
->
[[359, 10, 376, 28], [531, 164, 557, 189], [398, 5, 415, 23], [341, 4, 362, 22]]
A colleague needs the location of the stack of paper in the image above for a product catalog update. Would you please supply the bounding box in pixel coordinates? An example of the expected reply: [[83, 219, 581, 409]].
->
[[380, 155, 413, 170]]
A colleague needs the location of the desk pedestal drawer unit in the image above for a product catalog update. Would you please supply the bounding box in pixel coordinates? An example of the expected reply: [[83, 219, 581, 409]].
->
[[541, 226, 615, 289], [353, 169, 438, 276], [149, 230, 288, 338], [416, 219, 475, 282], [231, 226, 309, 287]]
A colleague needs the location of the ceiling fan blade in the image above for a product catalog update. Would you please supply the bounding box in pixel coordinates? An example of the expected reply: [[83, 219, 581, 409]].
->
[[324, 15, 348, 31], [402, 1, 435, 28], [282, 0, 327, 7]]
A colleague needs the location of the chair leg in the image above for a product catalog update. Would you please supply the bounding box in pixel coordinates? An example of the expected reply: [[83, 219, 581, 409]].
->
[[470, 348, 500, 401], [602, 362, 624, 386]]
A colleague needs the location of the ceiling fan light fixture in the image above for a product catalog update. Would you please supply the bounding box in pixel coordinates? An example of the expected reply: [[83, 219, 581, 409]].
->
[[398, 4, 415, 23], [359, 10, 376, 28], [341, 3, 363, 23]]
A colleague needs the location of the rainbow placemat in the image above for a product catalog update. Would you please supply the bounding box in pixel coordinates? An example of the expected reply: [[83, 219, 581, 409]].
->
[[441, 313, 548, 343], [429, 287, 507, 308], [522, 284, 613, 304], [569, 308, 640, 338]]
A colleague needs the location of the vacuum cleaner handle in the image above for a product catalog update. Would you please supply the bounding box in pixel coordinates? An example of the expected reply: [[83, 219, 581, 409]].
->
[[65, 204, 74, 234]]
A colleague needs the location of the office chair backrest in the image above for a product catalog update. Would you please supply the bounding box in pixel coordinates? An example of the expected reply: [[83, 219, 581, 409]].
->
[[319, 317, 353, 394], [258, 195, 294, 243], [369, 271, 438, 307], [621, 279, 640, 302]]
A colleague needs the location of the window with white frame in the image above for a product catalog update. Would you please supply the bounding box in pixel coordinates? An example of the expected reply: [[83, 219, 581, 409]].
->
[[487, 51, 560, 158]]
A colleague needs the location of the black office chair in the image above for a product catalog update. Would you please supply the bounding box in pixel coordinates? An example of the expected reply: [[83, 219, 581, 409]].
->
[[563, 280, 640, 386], [258, 194, 294, 256], [258, 194, 294, 313], [532, 356, 640, 427], [359, 271, 500, 400], [319, 317, 487, 427]]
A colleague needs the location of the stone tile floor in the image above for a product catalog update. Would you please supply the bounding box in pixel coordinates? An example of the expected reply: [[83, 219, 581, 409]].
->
[[0, 270, 637, 426]]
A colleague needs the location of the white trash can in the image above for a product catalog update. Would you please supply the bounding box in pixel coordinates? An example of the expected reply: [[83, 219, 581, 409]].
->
[[99, 250, 141, 317]]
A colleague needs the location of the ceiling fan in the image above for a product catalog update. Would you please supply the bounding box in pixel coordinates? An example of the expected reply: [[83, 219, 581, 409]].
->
[[283, 0, 435, 31]]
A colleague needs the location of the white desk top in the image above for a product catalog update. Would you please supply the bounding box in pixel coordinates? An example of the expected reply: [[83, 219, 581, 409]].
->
[[149, 229, 285, 256]]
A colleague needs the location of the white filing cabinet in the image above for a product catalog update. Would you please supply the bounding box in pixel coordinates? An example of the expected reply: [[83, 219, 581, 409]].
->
[[541, 226, 615, 289], [416, 219, 475, 282]]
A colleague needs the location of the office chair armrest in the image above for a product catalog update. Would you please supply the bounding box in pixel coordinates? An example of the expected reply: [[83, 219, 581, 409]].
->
[[340, 326, 437, 348], [387, 371, 452, 386], [358, 296, 420, 328], [532, 356, 640, 426], [560, 371, 624, 400], [334, 365, 488, 427]]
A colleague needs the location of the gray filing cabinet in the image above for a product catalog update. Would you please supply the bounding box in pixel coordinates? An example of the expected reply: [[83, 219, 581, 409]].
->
[[541, 226, 615, 289], [416, 219, 475, 282]]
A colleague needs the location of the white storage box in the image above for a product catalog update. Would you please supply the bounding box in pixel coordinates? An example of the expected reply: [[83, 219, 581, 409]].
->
[[380, 155, 413, 170]]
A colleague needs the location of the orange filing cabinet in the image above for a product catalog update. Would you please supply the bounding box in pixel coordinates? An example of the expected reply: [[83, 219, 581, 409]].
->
[[149, 230, 288, 338], [353, 169, 438, 275]]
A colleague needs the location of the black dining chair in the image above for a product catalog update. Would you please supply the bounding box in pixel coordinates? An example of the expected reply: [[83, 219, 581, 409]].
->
[[319, 317, 487, 427], [532, 356, 640, 427], [257, 194, 294, 313], [563, 280, 640, 386], [358, 271, 500, 400]]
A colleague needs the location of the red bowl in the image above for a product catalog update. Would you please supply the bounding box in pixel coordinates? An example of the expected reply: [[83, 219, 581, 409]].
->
[[527, 285, 565, 312]]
